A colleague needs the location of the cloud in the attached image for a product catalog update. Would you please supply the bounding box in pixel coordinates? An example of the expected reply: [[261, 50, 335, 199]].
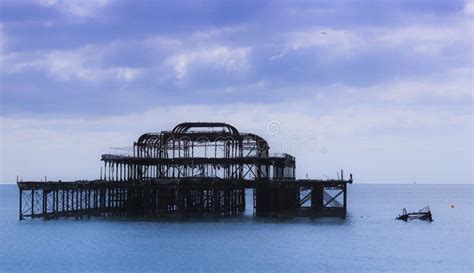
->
[[191, 25, 247, 40], [464, 1, 474, 15], [143, 36, 183, 49], [38, 0, 111, 18], [116, 67, 141, 81], [324, 67, 473, 104], [374, 22, 471, 56], [274, 19, 470, 61], [1, 44, 142, 82], [1, 26, 253, 85], [0, 24, 5, 52], [168, 46, 251, 81], [46, 47, 106, 80], [284, 27, 365, 55], [374, 69, 472, 103]]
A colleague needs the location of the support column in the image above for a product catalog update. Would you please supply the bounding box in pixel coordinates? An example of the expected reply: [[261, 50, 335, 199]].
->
[[31, 189, 35, 218], [19, 189, 23, 220], [42, 190, 47, 219], [311, 184, 324, 218], [342, 183, 347, 219]]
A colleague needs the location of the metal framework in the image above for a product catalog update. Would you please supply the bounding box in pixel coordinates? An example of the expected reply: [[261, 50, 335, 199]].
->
[[17, 122, 352, 220], [101, 122, 295, 181]]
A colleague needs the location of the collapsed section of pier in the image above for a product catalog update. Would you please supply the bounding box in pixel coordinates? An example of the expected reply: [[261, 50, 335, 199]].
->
[[18, 122, 352, 220]]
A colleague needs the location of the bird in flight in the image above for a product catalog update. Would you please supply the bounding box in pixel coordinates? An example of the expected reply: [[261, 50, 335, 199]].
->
[[321, 32, 327, 34]]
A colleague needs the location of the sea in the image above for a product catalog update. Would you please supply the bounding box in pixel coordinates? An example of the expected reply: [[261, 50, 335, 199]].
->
[[0, 184, 472, 273]]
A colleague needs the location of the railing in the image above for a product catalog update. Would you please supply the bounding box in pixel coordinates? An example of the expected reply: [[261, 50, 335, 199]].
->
[[102, 153, 296, 160], [108, 147, 134, 157], [102, 154, 131, 160], [269, 153, 295, 160]]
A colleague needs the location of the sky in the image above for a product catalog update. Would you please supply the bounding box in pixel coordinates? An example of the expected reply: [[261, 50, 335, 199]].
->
[[0, 0, 472, 184]]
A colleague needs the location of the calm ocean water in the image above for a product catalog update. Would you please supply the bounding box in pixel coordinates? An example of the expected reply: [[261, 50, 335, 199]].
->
[[0, 184, 472, 272]]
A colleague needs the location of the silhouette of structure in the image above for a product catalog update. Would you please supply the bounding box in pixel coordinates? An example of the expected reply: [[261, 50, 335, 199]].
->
[[17, 122, 352, 220]]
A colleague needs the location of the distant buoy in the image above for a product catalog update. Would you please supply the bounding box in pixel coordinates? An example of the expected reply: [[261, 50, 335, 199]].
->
[[450, 205, 454, 208]]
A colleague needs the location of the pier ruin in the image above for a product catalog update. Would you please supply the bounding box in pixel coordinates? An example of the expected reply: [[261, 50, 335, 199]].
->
[[17, 122, 352, 220]]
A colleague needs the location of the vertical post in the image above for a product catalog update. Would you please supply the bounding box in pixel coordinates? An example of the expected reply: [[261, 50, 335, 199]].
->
[[311, 184, 324, 219], [343, 183, 347, 217], [55, 189, 59, 218], [79, 188, 83, 219], [42, 190, 47, 219], [106, 187, 109, 215], [99, 188, 103, 215], [19, 189, 23, 220], [62, 190, 65, 215], [71, 189, 74, 216], [253, 188, 256, 215], [31, 189, 35, 218], [95, 188, 99, 213], [66, 190, 70, 216], [87, 188, 90, 217], [278, 182, 282, 217], [51, 189, 55, 218], [75, 188, 79, 219]]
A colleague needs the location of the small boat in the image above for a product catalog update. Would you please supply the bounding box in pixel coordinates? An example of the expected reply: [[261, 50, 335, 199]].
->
[[397, 206, 433, 222]]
